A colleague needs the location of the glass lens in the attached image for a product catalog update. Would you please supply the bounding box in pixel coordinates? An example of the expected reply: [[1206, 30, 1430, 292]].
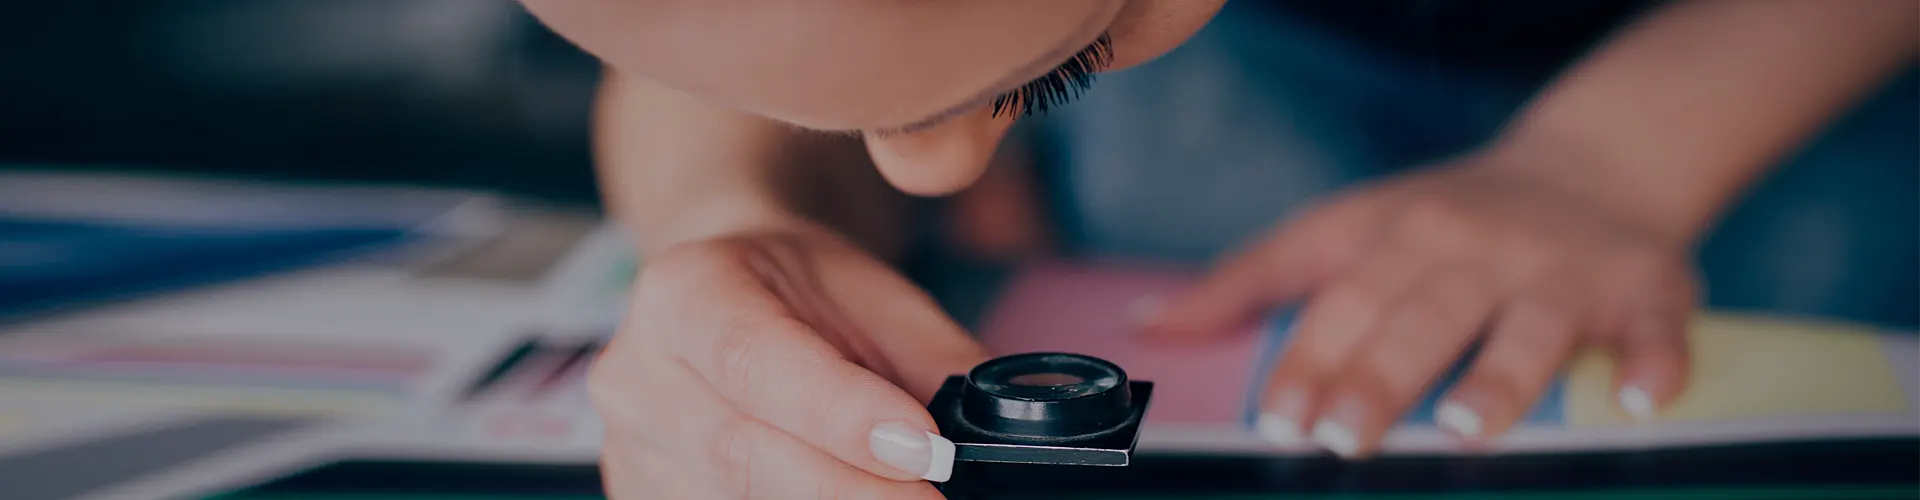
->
[[1007, 372, 1086, 387], [972, 353, 1122, 401]]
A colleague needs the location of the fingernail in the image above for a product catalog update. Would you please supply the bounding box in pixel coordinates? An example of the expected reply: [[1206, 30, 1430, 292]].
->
[[1255, 413, 1304, 446], [1311, 419, 1359, 458], [869, 421, 955, 482], [1126, 295, 1164, 327], [1618, 386, 1656, 421], [1435, 401, 1483, 438]]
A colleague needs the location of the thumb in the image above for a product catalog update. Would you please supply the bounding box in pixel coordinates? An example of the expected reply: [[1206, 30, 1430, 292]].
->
[[1139, 233, 1328, 341]]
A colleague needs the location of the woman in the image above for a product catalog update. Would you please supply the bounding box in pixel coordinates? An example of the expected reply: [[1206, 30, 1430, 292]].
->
[[518, 0, 1917, 497]]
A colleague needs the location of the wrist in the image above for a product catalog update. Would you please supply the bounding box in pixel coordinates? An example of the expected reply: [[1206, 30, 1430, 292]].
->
[[1475, 132, 1736, 248]]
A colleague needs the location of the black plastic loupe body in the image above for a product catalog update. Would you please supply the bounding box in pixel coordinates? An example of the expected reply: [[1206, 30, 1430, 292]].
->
[[927, 352, 1154, 466]]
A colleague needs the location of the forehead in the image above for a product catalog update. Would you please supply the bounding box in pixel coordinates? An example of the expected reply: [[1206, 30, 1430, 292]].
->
[[523, 0, 1116, 130]]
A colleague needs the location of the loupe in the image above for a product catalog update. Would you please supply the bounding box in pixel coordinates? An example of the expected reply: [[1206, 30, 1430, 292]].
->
[[927, 352, 1154, 467]]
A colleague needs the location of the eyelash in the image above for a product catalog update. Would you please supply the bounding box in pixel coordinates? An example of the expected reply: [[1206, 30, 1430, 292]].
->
[[990, 32, 1114, 119]]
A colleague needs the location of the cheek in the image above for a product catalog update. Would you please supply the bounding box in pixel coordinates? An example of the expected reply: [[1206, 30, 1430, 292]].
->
[[1102, 0, 1228, 70], [863, 107, 1018, 197]]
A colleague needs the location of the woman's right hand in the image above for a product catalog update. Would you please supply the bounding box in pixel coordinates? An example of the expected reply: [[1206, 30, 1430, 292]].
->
[[590, 221, 987, 499]]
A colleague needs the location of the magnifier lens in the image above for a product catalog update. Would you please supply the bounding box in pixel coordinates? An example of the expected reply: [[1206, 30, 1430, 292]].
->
[[1008, 372, 1083, 386], [926, 352, 1154, 470], [972, 355, 1122, 401], [962, 353, 1132, 436]]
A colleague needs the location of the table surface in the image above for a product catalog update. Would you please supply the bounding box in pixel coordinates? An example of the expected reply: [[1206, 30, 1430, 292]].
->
[[213, 438, 1920, 499]]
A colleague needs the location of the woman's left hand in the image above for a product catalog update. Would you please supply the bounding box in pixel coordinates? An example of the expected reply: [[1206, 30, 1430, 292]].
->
[[1140, 148, 1703, 458]]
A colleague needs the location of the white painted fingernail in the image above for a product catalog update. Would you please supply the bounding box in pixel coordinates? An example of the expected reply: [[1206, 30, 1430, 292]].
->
[[1435, 401, 1482, 438], [1126, 295, 1164, 326], [924, 432, 955, 482], [870, 421, 954, 481], [1311, 419, 1359, 458], [1255, 413, 1303, 446], [1619, 386, 1656, 421]]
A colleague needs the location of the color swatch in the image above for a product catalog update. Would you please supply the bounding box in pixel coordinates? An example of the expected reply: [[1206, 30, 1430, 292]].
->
[[1564, 313, 1911, 427], [976, 263, 1265, 424], [0, 337, 433, 417], [973, 263, 1919, 454]]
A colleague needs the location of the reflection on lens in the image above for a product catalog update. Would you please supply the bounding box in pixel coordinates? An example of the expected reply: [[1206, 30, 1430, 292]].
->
[[1008, 372, 1085, 387], [971, 353, 1124, 401]]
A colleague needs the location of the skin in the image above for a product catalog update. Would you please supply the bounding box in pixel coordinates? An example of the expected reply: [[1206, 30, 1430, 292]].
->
[[522, 0, 1223, 196], [1142, 0, 1919, 455], [521, 0, 1918, 496]]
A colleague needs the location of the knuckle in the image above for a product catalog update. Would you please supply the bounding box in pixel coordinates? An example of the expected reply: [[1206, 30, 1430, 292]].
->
[[710, 315, 818, 402], [1419, 275, 1491, 325], [1496, 323, 1569, 365], [1393, 201, 1491, 255], [1398, 299, 1469, 334], [1511, 300, 1580, 339], [1318, 283, 1390, 318], [709, 318, 764, 401], [711, 414, 760, 498]]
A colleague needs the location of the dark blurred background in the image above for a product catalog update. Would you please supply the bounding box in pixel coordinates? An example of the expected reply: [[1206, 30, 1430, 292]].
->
[[2, 0, 1913, 328], [0, 0, 1666, 206], [0, 0, 604, 203], [0, 4, 1914, 497]]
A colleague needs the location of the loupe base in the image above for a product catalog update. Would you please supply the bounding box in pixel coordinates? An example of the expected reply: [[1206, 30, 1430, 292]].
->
[[927, 375, 1153, 466]]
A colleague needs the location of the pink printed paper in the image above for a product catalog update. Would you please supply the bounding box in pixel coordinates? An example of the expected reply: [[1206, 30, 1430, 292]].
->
[[975, 262, 1265, 424]]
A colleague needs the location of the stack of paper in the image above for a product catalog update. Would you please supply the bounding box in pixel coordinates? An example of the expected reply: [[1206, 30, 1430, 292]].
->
[[0, 170, 504, 321]]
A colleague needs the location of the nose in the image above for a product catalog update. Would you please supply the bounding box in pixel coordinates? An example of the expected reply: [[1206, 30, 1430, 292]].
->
[[863, 106, 1019, 197]]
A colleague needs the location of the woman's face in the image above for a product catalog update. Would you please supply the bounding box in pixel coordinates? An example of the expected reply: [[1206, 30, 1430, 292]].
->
[[520, 0, 1224, 195]]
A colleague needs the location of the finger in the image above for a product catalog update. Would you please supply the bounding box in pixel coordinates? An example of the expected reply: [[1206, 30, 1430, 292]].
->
[[1251, 248, 1425, 448], [1611, 312, 1692, 422], [601, 442, 725, 499], [1312, 264, 1501, 459], [600, 361, 945, 499], [779, 240, 992, 402], [1142, 212, 1364, 340], [1590, 260, 1696, 423], [647, 244, 966, 482], [677, 304, 960, 483], [1435, 281, 1586, 443]]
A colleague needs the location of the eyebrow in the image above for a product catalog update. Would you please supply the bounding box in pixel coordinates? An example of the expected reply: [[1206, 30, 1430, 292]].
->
[[865, 14, 1119, 137]]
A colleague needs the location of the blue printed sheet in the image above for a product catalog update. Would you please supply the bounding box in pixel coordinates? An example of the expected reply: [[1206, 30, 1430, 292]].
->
[[1240, 312, 1567, 429], [0, 218, 410, 321]]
